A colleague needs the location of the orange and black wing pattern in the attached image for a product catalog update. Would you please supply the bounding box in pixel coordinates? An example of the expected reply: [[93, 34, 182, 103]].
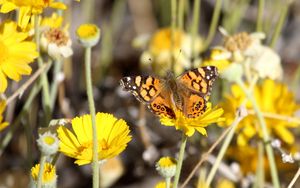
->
[[120, 76, 175, 118], [178, 66, 218, 118]]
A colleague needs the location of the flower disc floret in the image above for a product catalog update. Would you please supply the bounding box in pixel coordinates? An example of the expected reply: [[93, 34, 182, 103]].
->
[[37, 132, 59, 156]]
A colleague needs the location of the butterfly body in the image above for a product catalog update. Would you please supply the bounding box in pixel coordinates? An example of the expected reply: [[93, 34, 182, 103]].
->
[[120, 66, 218, 119]]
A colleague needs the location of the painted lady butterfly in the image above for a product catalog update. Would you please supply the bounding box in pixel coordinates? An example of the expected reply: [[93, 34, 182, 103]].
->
[[120, 66, 218, 119]]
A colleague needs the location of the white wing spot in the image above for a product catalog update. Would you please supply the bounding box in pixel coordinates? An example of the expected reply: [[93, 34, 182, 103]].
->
[[126, 77, 131, 81], [132, 86, 137, 89], [206, 76, 210, 79], [207, 66, 211, 70]]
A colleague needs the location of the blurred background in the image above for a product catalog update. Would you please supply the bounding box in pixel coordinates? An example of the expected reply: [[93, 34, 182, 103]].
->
[[1, 0, 300, 187]]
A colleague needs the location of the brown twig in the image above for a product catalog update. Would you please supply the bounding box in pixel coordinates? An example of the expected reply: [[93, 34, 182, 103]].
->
[[287, 167, 300, 188], [6, 63, 49, 104], [180, 125, 232, 188]]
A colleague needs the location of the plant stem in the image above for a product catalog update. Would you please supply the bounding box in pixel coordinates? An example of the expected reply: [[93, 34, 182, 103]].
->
[[191, 0, 200, 66], [178, 0, 185, 30], [205, 112, 243, 186], [166, 177, 171, 188], [288, 167, 300, 188], [84, 47, 99, 188], [254, 141, 264, 188], [269, 1, 290, 48], [256, 0, 264, 32], [37, 155, 46, 188], [170, 0, 177, 72], [50, 59, 62, 110], [0, 81, 43, 156], [34, 15, 51, 125], [172, 134, 187, 188], [236, 78, 280, 188], [202, 0, 222, 51]]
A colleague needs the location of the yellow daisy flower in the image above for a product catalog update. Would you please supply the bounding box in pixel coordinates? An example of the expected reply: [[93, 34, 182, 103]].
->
[[0, 101, 9, 132], [160, 103, 225, 137], [219, 79, 300, 146], [0, 21, 38, 93], [0, 0, 66, 28], [57, 113, 132, 166], [31, 162, 57, 186]]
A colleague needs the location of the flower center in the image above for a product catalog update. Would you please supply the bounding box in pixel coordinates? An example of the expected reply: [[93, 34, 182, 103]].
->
[[0, 40, 9, 64], [224, 32, 252, 52], [44, 28, 68, 46], [43, 135, 55, 145]]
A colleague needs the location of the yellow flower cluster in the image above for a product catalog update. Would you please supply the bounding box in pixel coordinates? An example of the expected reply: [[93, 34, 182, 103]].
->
[[219, 79, 299, 146], [0, 0, 66, 28]]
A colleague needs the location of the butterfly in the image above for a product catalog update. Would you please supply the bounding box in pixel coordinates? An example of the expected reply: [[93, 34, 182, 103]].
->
[[120, 66, 218, 119]]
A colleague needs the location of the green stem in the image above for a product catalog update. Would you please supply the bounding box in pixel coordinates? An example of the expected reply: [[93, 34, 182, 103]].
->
[[236, 79, 280, 188], [170, 0, 177, 72], [172, 134, 187, 188], [269, 1, 289, 48], [253, 141, 264, 188], [191, 0, 200, 65], [34, 15, 51, 124], [166, 177, 171, 188], [84, 47, 99, 188], [50, 59, 62, 110], [256, 0, 264, 32], [202, 0, 222, 51], [0, 81, 43, 156], [178, 0, 185, 30], [205, 113, 243, 186], [37, 155, 46, 188]]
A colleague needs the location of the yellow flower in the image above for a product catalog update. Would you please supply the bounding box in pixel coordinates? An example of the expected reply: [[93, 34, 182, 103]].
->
[[76, 24, 100, 47], [216, 178, 235, 188], [202, 48, 232, 73], [156, 156, 177, 178], [31, 162, 57, 186], [57, 113, 132, 166], [155, 181, 172, 188], [140, 28, 203, 76], [226, 144, 298, 176], [220, 79, 299, 146], [0, 21, 38, 93], [160, 103, 225, 137], [0, 101, 9, 131], [41, 13, 63, 29], [0, 0, 66, 28]]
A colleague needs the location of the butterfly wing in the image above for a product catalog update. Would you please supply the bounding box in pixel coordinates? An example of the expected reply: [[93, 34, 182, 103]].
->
[[120, 76, 176, 119], [178, 66, 218, 118]]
